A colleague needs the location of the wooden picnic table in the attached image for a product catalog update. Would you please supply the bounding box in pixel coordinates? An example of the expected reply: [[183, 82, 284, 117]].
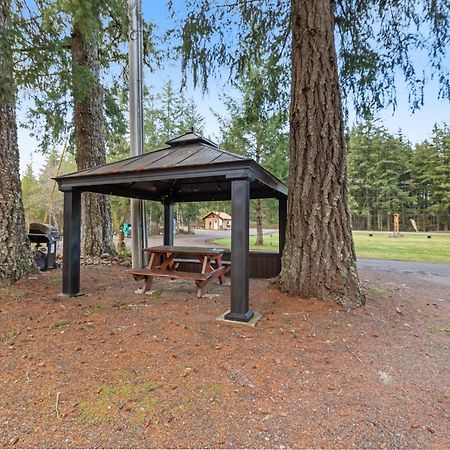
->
[[129, 245, 230, 297]]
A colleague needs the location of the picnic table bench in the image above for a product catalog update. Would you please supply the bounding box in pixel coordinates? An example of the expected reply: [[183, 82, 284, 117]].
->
[[129, 245, 230, 297]]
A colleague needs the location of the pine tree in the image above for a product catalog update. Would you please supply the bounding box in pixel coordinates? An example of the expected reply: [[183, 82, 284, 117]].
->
[[219, 62, 288, 245], [21, 163, 44, 224], [70, 3, 115, 255], [279, 0, 364, 306], [410, 127, 450, 232], [429, 125, 450, 230], [13, 0, 155, 256], [172, 0, 449, 307], [0, 0, 34, 286], [347, 122, 413, 231]]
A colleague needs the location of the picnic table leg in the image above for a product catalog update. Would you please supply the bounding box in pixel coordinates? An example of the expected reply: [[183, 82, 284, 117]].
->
[[197, 255, 208, 274], [159, 252, 175, 270], [215, 255, 226, 284], [196, 279, 210, 298], [195, 280, 203, 298], [142, 275, 153, 294], [148, 252, 158, 269]]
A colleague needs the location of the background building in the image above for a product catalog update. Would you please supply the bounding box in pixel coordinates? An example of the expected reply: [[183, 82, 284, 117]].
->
[[201, 211, 232, 230]]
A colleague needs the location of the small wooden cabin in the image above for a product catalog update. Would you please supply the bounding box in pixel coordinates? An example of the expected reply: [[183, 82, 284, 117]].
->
[[201, 211, 232, 230]]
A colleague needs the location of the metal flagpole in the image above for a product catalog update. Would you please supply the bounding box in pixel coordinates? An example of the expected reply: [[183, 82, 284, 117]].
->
[[128, 0, 148, 268]]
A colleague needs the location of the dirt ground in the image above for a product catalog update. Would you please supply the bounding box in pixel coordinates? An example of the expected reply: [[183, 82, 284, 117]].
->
[[0, 265, 449, 448]]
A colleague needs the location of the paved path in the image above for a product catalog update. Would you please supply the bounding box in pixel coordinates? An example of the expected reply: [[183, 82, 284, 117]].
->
[[357, 258, 450, 278]]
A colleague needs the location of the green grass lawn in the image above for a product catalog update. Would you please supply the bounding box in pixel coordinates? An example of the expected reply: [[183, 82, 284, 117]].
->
[[212, 231, 450, 263]]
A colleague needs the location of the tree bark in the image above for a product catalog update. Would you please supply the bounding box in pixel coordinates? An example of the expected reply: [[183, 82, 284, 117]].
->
[[254, 141, 264, 246], [367, 209, 372, 231], [280, 0, 365, 308], [255, 199, 264, 246], [0, 0, 35, 286], [71, 25, 114, 256]]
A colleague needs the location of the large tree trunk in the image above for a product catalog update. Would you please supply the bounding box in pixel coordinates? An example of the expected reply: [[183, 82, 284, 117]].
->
[[280, 0, 365, 308], [0, 0, 35, 286], [71, 25, 114, 256]]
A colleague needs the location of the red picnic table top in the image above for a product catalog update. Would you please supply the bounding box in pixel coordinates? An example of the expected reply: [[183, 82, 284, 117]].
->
[[143, 245, 228, 256]]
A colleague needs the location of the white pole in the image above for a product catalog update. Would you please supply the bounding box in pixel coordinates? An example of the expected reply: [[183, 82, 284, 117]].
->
[[128, 0, 147, 268]]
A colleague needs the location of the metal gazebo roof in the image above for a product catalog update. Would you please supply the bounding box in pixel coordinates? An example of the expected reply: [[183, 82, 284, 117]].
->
[[55, 132, 287, 201]]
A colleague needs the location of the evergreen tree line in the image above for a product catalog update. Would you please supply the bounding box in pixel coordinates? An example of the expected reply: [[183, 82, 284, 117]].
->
[[21, 84, 449, 235], [347, 122, 450, 232]]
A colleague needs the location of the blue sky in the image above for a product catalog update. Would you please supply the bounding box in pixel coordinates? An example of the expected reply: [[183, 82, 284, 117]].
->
[[17, 1, 450, 174]]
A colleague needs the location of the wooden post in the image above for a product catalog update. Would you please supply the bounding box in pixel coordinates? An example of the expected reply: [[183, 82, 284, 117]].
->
[[62, 190, 81, 296], [393, 212, 400, 237], [225, 179, 254, 322]]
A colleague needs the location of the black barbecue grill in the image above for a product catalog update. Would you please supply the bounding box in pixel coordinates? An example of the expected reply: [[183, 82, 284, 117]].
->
[[28, 223, 60, 270]]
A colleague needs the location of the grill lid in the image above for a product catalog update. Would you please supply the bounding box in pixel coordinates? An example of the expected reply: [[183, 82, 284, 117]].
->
[[29, 223, 59, 237]]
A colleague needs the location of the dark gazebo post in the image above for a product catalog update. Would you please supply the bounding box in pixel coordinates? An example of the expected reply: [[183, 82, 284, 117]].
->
[[279, 196, 287, 258], [62, 189, 81, 296], [225, 178, 254, 322], [163, 201, 174, 245]]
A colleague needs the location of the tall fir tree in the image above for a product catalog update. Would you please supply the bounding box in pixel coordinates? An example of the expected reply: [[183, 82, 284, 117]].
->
[[429, 125, 450, 230], [13, 0, 155, 256], [219, 62, 288, 245], [172, 0, 449, 307], [70, 2, 115, 255], [0, 0, 34, 286], [347, 122, 413, 231]]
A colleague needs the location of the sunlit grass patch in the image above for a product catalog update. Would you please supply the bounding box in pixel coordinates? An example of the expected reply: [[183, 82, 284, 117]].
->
[[212, 231, 450, 263], [77, 381, 163, 425]]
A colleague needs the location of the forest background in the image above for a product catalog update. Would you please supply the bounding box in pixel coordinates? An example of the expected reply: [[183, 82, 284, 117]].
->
[[22, 79, 450, 234], [16, 1, 450, 235]]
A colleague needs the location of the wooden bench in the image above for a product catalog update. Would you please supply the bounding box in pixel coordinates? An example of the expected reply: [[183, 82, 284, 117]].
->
[[129, 246, 230, 297]]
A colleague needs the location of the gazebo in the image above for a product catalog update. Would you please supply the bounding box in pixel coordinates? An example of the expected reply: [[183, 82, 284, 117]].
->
[[56, 132, 288, 322]]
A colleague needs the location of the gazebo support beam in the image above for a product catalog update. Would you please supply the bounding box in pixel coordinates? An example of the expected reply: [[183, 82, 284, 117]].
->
[[163, 201, 174, 246], [279, 196, 287, 258], [62, 190, 81, 296], [225, 178, 254, 322]]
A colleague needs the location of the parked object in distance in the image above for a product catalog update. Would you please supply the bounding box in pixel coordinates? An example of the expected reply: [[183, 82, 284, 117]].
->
[[28, 223, 60, 271], [122, 222, 132, 238]]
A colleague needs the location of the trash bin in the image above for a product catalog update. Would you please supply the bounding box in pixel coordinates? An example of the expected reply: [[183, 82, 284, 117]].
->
[[122, 223, 131, 238], [28, 223, 61, 271]]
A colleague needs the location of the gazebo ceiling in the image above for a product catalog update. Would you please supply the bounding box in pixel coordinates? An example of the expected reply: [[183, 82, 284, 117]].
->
[[56, 132, 287, 202]]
